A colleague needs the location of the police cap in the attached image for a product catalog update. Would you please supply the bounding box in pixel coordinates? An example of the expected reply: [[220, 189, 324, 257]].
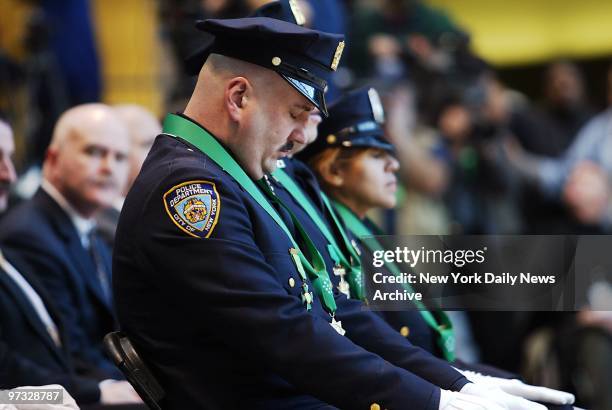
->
[[189, 16, 344, 116], [298, 87, 394, 161]]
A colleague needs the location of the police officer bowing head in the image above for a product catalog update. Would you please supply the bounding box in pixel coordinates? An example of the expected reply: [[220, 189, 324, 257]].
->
[[183, 17, 344, 178]]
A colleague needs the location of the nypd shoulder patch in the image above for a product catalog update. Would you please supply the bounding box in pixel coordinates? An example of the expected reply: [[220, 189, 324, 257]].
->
[[163, 180, 221, 238]]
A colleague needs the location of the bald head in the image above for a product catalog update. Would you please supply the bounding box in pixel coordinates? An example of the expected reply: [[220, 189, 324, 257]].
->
[[44, 104, 131, 217], [0, 120, 16, 212], [113, 104, 161, 194], [183, 53, 314, 179]]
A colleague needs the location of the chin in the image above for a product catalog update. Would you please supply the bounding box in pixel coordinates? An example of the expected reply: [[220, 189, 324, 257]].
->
[[381, 198, 396, 209], [262, 160, 278, 174]]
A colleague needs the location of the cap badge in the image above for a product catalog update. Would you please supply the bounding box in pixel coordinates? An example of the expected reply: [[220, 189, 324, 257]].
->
[[368, 88, 385, 124], [289, 0, 306, 25], [331, 40, 345, 71]]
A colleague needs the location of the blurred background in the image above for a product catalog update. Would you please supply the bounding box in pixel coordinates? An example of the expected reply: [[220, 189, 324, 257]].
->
[[0, 0, 611, 408]]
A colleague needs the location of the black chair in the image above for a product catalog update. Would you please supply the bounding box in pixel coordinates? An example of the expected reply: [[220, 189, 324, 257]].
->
[[104, 332, 165, 410]]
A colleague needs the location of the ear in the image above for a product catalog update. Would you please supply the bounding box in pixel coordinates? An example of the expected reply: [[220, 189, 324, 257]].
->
[[319, 157, 346, 188], [225, 77, 250, 122]]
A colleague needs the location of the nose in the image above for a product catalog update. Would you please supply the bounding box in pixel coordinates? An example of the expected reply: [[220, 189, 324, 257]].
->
[[100, 151, 118, 176], [0, 154, 16, 185], [288, 128, 306, 145], [386, 154, 400, 172]]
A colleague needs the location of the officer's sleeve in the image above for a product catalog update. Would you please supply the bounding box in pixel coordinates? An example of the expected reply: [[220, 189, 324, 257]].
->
[[335, 295, 470, 392], [138, 173, 441, 410]]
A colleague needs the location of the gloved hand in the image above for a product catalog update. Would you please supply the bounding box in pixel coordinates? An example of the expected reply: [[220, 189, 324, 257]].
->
[[439, 388, 507, 410], [98, 379, 143, 404], [461, 382, 547, 410], [457, 368, 575, 405]]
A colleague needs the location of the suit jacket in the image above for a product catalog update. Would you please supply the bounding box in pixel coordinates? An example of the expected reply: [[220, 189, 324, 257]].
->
[[113, 119, 467, 410], [0, 188, 121, 379], [0, 248, 101, 403]]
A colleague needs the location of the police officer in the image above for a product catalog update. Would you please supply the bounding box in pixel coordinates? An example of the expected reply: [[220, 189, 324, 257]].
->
[[113, 14, 527, 409], [295, 86, 576, 409]]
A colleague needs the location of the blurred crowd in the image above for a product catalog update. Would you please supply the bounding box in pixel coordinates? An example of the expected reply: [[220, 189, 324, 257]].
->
[[0, 0, 611, 409]]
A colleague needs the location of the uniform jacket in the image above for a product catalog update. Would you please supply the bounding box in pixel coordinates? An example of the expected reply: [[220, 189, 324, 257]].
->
[[281, 158, 440, 354]]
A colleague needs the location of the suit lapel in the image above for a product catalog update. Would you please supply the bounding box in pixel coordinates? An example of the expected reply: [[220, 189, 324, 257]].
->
[[35, 189, 113, 312], [0, 252, 70, 369]]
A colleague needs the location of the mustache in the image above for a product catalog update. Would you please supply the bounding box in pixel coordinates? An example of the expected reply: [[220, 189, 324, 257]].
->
[[279, 141, 294, 152]]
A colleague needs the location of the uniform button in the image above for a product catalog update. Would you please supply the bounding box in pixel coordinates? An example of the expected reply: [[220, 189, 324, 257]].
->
[[400, 326, 410, 337], [288, 278, 296, 288], [370, 403, 381, 410]]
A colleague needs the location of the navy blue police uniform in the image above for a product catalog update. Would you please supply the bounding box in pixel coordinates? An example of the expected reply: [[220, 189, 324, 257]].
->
[[295, 87, 444, 355], [113, 17, 467, 410], [273, 157, 439, 352]]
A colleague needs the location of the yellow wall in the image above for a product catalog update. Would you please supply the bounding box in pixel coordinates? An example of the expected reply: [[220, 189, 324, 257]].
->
[[92, 0, 163, 115], [0, 0, 34, 61], [428, 0, 612, 66]]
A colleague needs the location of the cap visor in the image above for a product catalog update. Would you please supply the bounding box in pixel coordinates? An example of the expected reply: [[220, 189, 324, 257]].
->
[[350, 135, 395, 153], [280, 74, 328, 117]]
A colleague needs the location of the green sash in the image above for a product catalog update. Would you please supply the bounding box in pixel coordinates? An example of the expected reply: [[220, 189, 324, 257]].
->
[[272, 169, 364, 300], [332, 200, 456, 361], [162, 114, 338, 319]]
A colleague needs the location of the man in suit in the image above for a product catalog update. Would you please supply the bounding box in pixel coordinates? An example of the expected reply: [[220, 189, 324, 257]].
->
[[0, 107, 147, 405], [0, 118, 141, 405]]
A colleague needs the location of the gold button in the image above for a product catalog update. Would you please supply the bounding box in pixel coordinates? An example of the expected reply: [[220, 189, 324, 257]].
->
[[272, 56, 282, 66], [288, 278, 296, 288], [370, 403, 381, 410], [400, 326, 410, 337], [327, 134, 336, 144]]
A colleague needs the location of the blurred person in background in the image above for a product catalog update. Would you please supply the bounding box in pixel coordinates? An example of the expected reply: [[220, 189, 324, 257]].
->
[[382, 83, 453, 235], [509, 60, 596, 234], [96, 104, 161, 247], [0, 119, 142, 407], [23, 0, 102, 167], [506, 62, 612, 233], [0, 104, 131, 385], [417, 73, 521, 235]]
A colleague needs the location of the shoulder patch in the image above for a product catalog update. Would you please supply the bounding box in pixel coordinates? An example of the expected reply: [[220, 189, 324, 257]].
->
[[163, 180, 221, 238]]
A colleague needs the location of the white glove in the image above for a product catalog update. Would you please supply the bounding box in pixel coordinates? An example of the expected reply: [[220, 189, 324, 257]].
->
[[458, 368, 575, 405], [461, 382, 547, 410], [439, 388, 507, 410], [98, 380, 142, 404]]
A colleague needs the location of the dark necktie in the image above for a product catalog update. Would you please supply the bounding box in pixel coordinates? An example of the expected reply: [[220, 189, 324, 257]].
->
[[88, 229, 112, 305]]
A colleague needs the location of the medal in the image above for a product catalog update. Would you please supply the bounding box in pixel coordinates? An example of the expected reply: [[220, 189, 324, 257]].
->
[[333, 265, 350, 297], [330, 315, 346, 336], [301, 283, 313, 310]]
